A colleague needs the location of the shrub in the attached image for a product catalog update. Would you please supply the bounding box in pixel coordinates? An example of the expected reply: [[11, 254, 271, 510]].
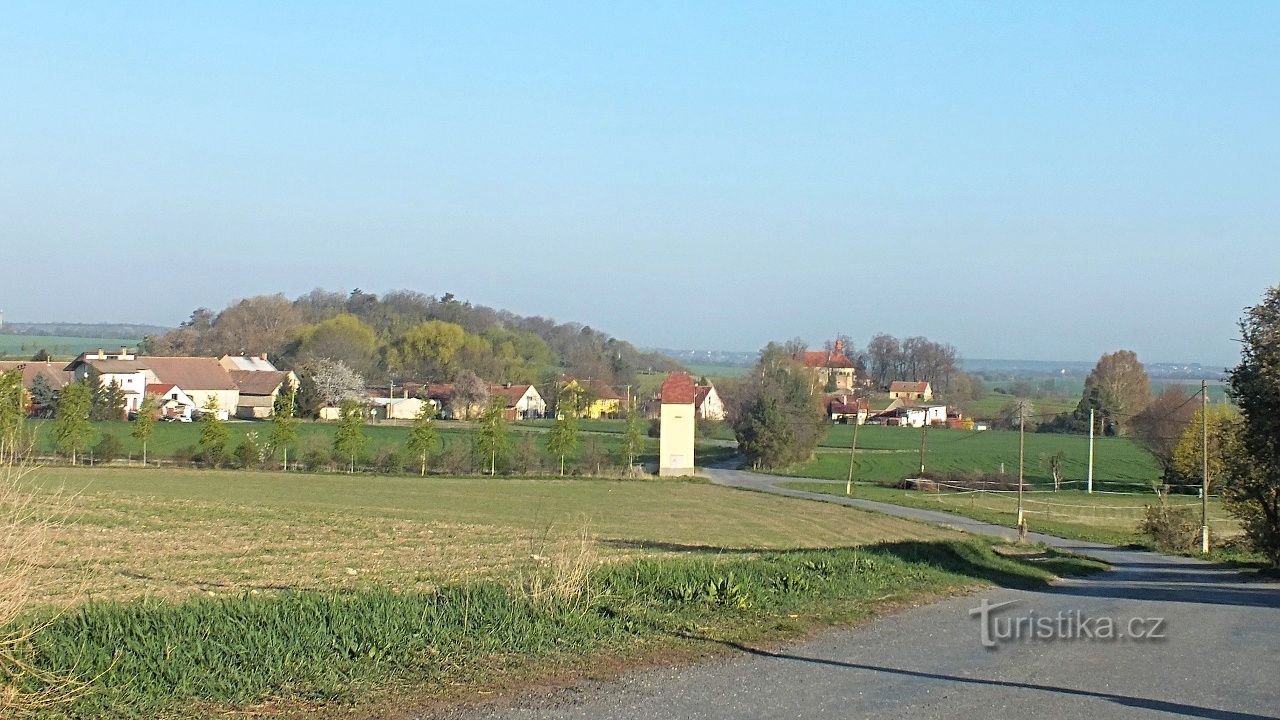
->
[[92, 433, 124, 464], [233, 432, 261, 470], [1139, 496, 1199, 552]]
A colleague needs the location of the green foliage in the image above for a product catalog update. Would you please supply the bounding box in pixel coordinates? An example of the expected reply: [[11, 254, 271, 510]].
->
[[53, 381, 95, 462], [269, 380, 299, 467], [131, 395, 158, 464], [87, 369, 127, 422], [621, 403, 645, 469], [92, 433, 124, 464], [28, 374, 57, 418], [333, 400, 368, 473], [1224, 285, 1280, 567], [476, 398, 509, 475], [196, 397, 230, 468], [234, 431, 262, 469], [733, 344, 827, 469], [0, 369, 26, 458], [405, 403, 439, 476], [546, 411, 578, 476], [1139, 495, 1199, 552], [295, 313, 380, 375]]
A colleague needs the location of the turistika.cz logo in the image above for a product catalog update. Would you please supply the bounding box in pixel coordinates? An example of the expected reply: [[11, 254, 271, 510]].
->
[[969, 599, 1167, 649]]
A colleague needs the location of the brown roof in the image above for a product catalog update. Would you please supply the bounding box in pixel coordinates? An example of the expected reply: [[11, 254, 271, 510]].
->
[[423, 383, 455, 400], [660, 372, 697, 404], [229, 370, 290, 396], [71, 358, 150, 373], [889, 381, 930, 393], [694, 385, 715, 407], [489, 384, 534, 407], [829, 397, 869, 414], [796, 350, 855, 369], [0, 361, 74, 389], [142, 357, 238, 390]]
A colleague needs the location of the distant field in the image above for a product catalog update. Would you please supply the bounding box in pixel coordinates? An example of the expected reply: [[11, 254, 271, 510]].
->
[[793, 424, 1162, 489], [685, 363, 751, 379], [0, 334, 141, 359]]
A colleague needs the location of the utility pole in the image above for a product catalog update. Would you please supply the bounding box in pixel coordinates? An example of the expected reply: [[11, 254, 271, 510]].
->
[[845, 415, 860, 496], [919, 421, 928, 475], [1201, 379, 1210, 554], [1087, 408, 1095, 494], [1017, 406, 1026, 538]]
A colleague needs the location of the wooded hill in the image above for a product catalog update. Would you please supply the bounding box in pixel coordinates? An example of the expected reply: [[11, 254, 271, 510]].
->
[[142, 289, 682, 388]]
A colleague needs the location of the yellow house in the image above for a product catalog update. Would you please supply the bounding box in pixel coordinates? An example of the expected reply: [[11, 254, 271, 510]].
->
[[560, 377, 624, 419]]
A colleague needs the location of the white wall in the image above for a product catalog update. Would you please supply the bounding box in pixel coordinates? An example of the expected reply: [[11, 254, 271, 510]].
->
[[659, 402, 696, 476]]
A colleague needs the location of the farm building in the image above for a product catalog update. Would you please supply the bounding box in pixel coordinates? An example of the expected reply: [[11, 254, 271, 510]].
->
[[888, 381, 933, 402]]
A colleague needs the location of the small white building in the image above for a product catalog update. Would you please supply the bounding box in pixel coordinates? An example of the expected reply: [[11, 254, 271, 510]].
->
[[659, 372, 697, 477], [147, 383, 197, 420], [693, 384, 726, 421], [66, 349, 149, 414], [371, 397, 428, 421], [489, 383, 547, 420]]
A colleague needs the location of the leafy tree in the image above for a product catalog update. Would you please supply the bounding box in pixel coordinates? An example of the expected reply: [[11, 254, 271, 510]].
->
[[450, 369, 489, 419], [132, 394, 158, 465], [476, 398, 508, 475], [546, 409, 579, 476], [28, 375, 57, 418], [30, 348, 52, 362], [197, 396, 230, 467], [386, 320, 467, 379], [234, 431, 262, 469], [1077, 350, 1151, 436], [269, 380, 300, 469], [333, 399, 367, 473], [621, 401, 645, 469], [52, 381, 94, 464], [733, 343, 827, 469], [1170, 404, 1240, 493], [1223, 286, 1280, 566], [0, 370, 25, 460], [296, 313, 381, 376], [405, 403, 439, 477], [93, 433, 124, 464]]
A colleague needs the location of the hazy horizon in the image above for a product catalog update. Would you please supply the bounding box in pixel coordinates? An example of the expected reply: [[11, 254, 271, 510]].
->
[[3, 3, 1275, 369]]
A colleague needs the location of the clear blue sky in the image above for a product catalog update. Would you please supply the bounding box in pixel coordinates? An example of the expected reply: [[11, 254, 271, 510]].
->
[[2, 2, 1276, 366]]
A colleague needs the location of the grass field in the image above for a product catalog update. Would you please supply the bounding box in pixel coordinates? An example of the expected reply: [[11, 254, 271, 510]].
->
[[17, 464, 1104, 718], [33, 467, 963, 606], [780, 481, 1243, 552], [0, 334, 141, 359], [799, 424, 1161, 488]]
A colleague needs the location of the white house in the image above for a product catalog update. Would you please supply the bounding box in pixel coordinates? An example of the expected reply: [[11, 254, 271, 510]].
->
[[142, 357, 239, 420], [146, 383, 196, 420], [371, 397, 428, 421], [659, 372, 697, 476], [65, 349, 149, 414], [924, 405, 948, 426], [693, 384, 726, 421], [489, 383, 546, 420]]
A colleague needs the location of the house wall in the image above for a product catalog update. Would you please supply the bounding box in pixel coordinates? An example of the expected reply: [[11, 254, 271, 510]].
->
[[659, 402, 696, 476], [187, 389, 239, 421], [698, 390, 726, 421]]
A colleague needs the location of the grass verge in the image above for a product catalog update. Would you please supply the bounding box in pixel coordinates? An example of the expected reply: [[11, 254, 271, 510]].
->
[[19, 539, 1104, 719]]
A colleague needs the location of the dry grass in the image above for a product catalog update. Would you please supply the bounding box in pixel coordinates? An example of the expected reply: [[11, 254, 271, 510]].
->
[[26, 467, 961, 608]]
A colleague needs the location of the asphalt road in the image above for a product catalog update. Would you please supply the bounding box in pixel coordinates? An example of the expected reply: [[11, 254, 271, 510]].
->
[[436, 467, 1280, 720]]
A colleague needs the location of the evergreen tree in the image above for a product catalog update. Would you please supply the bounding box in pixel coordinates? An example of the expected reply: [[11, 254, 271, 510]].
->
[[131, 394, 158, 465], [196, 396, 230, 467], [269, 380, 300, 469], [29, 375, 57, 419], [88, 368, 126, 422], [333, 399, 367, 474], [405, 403, 439, 477], [52, 381, 94, 464]]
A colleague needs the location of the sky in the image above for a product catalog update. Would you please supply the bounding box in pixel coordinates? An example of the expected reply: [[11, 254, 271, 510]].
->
[[1, 2, 1276, 366]]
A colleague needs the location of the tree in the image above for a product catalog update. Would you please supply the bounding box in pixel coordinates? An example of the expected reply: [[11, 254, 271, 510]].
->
[[28, 375, 57, 419], [197, 396, 230, 467], [386, 320, 467, 379], [234, 431, 262, 469], [1170, 404, 1239, 493], [621, 401, 645, 470], [295, 313, 381, 377], [205, 294, 303, 358], [405, 403, 439, 477], [131, 394, 158, 465], [87, 369, 126, 422], [1078, 350, 1151, 436], [1222, 286, 1280, 566], [1043, 450, 1066, 491], [307, 358, 366, 409], [52, 381, 94, 464], [333, 399, 367, 474], [0, 370, 25, 461], [476, 398, 508, 475], [450, 369, 489, 420], [269, 380, 300, 469], [732, 343, 827, 469], [997, 399, 1036, 431], [546, 408, 579, 476], [1132, 385, 1199, 473]]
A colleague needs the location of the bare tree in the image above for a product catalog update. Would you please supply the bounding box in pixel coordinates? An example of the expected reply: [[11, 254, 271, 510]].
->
[[1080, 350, 1151, 436], [450, 369, 490, 420]]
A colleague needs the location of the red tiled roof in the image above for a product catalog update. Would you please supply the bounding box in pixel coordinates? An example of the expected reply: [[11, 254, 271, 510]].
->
[[145, 383, 177, 396], [890, 381, 930, 393], [694, 386, 712, 406], [489, 384, 533, 407], [660, 372, 697, 404], [796, 350, 855, 369]]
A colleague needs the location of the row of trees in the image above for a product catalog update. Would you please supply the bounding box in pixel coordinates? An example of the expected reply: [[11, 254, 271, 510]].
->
[[142, 289, 680, 389]]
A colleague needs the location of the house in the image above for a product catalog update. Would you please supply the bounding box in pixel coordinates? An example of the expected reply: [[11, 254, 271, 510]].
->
[[0, 359, 74, 393], [65, 348, 150, 414], [488, 383, 546, 421], [795, 338, 858, 391], [219, 354, 279, 372], [141, 357, 240, 420], [878, 403, 947, 428], [693, 384, 726, 421], [659, 372, 697, 476], [229, 370, 297, 419], [828, 395, 869, 425], [888, 381, 933, 402], [371, 397, 428, 421], [559, 377, 624, 419], [145, 384, 197, 420]]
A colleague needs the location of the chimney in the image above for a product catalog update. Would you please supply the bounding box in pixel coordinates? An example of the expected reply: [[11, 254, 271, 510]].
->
[[260, 353, 268, 361], [96, 348, 104, 359], [120, 346, 128, 356]]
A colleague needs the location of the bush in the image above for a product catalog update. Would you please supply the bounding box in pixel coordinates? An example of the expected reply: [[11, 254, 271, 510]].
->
[[92, 433, 124, 464], [1139, 496, 1199, 552], [233, 432, 261, 470], [372, 445, 403, 474]]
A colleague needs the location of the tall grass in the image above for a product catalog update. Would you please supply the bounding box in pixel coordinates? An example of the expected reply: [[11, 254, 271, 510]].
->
[[19, 539, 1103, 718]]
